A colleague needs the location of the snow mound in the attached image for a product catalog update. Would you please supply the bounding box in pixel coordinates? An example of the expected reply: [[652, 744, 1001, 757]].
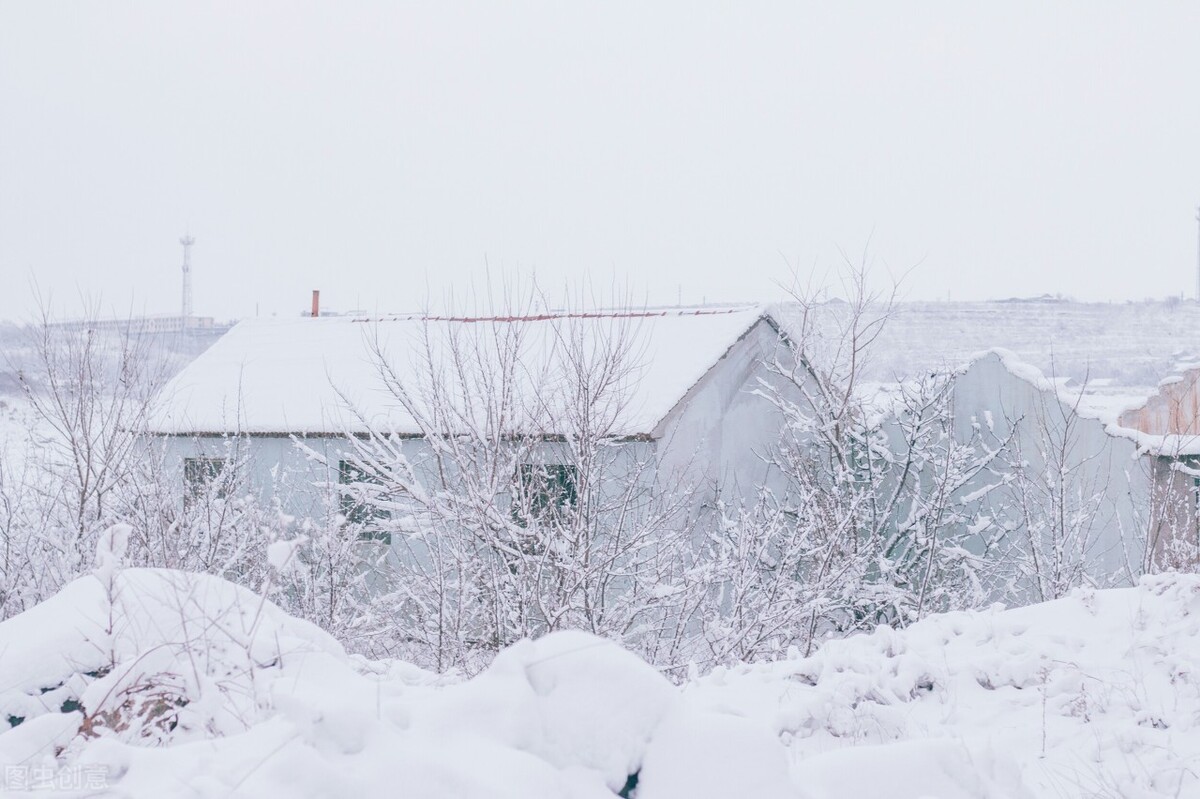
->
[[0, 565, 791, 797], [5, 567, 1200, 797], [409, 630, 679, 791], [0, 567, 345, 746]]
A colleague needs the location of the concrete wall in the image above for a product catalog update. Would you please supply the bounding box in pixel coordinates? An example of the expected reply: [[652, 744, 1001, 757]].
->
[[159, 433, 661, 521], [948, 353, 1150, 591], [1135, 452, 1200, 571], [1110, 370, 1200, 569], [160, 432, 377, 519], [1119, 370, 1200, 436]]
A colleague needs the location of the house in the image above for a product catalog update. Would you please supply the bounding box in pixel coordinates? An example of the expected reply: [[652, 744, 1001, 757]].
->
[[1119, 364, 1200, 437], [1111, 365, 1200, 568], [146, 306, 796, 526]]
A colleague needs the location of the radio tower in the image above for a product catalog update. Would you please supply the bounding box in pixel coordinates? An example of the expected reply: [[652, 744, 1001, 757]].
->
[[180, 234, 195, 326]]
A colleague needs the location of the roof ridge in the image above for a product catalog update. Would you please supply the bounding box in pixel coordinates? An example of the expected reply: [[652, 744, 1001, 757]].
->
[[346, 306, 759, 324]]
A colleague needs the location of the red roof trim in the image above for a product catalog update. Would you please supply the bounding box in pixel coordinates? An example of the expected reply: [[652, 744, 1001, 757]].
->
[[349, 308, 750, 324]]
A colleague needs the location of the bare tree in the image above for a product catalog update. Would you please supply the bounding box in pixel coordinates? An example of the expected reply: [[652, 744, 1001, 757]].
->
[[310, 284, 704, 671], [991, 380, 1126, 602], [706, 262, 1014, 662], [10, 303, 171, 594], [0, 426, 56, 617], [3, 302, 283, 617]]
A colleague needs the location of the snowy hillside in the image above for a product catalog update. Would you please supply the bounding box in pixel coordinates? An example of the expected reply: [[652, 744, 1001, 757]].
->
[[3, 546, 1199, 798], [698, 575, 1200, 798], [776, 298, 1200, 427], [817, 299, 1200, 387]]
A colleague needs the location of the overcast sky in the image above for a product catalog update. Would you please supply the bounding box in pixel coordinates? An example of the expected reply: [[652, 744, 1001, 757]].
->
[[2, 2, 1200, 322]]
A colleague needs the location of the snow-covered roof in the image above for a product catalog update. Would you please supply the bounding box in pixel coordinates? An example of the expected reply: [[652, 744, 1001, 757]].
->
[[148, 307, 772, 438]]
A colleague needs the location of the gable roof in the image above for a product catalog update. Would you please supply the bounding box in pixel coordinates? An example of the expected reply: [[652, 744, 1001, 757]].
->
[[147, 307, 774, 438]]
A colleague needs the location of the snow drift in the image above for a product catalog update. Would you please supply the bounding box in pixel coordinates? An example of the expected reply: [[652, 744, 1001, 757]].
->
[[3, 554, 1200, 798]]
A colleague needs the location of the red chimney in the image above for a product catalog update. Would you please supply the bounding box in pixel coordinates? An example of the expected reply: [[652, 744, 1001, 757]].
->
[[311, 290, 320, 318]]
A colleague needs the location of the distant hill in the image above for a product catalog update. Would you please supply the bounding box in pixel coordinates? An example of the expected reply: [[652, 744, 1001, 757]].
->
[[776, 299, 1200, 389]]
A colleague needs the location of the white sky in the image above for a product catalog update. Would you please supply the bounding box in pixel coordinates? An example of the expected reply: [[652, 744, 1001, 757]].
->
[[2, 2, 1199, 322]]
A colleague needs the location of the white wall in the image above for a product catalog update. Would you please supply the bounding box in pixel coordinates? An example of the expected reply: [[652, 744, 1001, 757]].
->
[[949, 354, 1150, 592], [653, 318, 798, 502]]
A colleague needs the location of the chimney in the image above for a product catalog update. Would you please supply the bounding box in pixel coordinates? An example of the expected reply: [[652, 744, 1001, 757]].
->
[[311, 290, 320, 318]]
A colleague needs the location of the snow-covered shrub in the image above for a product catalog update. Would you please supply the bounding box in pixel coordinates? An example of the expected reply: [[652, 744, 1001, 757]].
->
[[0, 546, 346, 750], [707, 266, 1012, 663]]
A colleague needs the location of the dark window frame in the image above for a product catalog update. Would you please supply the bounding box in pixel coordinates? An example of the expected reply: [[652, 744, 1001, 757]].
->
[[183, 457, 227, 506], [338, 460, 391, 544], [513, 463, 578, 527]]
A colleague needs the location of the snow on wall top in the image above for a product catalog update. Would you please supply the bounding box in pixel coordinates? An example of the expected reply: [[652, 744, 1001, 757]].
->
[[954, 348, 1200, 457], [774, 299, 1200, 456], [960, 347, 1151, 423], [147, 307, 770, 437]]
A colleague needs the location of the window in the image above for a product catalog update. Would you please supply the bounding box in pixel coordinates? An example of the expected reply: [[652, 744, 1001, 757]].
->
[[1183, 456, 1200, 544], [1193, 474, 1200, 541], [184, 457, 226, 506], [338, 460, 391, 544], [513, 463, 578, 526]]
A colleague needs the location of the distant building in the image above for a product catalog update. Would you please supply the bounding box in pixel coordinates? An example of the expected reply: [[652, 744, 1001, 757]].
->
[[1114, 367, 1200, 568], [45, 314, 230, 337]]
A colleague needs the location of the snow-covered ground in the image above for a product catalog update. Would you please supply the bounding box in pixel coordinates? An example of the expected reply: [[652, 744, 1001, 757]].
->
[[701, 576, 1200, 798], [3, 537, 1199, 798]]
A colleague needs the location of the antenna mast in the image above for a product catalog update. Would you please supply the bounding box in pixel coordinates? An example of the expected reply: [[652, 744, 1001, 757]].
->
[[180, 234, 195, 325], [1195, 207, 1199, 302]]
